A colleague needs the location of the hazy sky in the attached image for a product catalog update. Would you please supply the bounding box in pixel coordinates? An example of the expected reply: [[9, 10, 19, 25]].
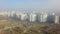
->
[[0, 0, 60, 12]]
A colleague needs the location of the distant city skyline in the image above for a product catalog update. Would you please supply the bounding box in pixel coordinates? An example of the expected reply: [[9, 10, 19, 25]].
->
[[0, 11, 59, 24]]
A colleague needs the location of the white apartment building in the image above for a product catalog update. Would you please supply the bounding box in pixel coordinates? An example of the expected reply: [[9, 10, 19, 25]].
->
[[55, 16, 59, 24], [40, 12, 48, 22], [29, 12, 37, 22], [20, 13, 28, 21], [7, 11, 15, 17]]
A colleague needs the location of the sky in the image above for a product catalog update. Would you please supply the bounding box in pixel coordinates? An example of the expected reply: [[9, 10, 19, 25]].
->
[[0, 0, 60, 12]]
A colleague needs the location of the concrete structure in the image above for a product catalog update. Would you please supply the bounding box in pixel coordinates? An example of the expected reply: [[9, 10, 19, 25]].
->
[[20, 13, 28, 21], [29, 12, 37, 22], [7, 11, 15, 17], [47, 15, 55, 23], [40, 12, 48, 22], [55, 16, 59, 24], [47, 13, 55, 23]]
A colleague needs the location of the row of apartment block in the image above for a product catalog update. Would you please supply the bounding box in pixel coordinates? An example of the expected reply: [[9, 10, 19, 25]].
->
[[0, 11, 60, 24]]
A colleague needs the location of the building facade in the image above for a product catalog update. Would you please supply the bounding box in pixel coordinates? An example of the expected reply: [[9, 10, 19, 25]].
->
[[55, 16, 59, 24], [20, 13, 28, 21], [39, 12, 48, 22], [29, 12, 37, 22]]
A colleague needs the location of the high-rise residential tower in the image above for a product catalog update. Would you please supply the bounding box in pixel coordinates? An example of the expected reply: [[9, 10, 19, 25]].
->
[[29, 12, 37, 22], [39, 12, 48, 22], [55, 16, 59, 24]]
